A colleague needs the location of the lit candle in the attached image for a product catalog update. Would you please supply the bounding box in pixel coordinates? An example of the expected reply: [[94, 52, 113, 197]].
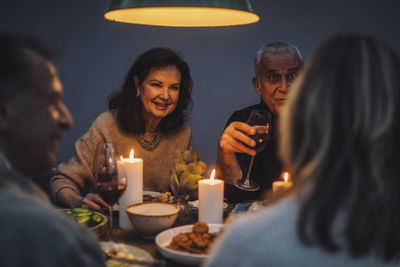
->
[[118, 149, 143, 230], [198, 169, 224, 224], [272, 172, 293, 195]]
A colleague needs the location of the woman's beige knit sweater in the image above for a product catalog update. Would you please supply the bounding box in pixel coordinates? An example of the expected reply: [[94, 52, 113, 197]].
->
[[51, 111, 192, 202]]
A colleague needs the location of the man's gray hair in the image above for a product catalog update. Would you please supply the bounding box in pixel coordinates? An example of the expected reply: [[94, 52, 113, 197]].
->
[[254, 42, 303, 76]]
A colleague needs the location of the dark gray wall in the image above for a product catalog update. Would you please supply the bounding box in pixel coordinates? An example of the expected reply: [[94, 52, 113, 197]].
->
[[1, 0, 400, 173]]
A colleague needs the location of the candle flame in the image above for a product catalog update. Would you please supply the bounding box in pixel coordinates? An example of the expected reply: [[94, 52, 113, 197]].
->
[[283, 172, 289, 182], [129, 149, 134, 160], [210, 169, 216, 182]]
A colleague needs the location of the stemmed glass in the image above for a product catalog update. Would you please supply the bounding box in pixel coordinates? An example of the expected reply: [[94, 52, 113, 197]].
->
[[93, 143, 127, 238], [233, 110, 271, 191]]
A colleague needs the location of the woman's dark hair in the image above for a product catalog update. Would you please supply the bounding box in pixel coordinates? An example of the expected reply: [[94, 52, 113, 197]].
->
[[108, 47, 193, 134], [279, 34, 400, 260]]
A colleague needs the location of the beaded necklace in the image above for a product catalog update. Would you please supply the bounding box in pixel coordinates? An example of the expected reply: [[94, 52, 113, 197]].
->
[[135, 132, 164, 151]]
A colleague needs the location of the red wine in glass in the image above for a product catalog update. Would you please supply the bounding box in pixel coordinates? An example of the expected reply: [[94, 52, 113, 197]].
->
[[251, 132, 269, 153], [93, 143, 126, 239], [95, 181, 127, 206], [234, 110, 271, 191]]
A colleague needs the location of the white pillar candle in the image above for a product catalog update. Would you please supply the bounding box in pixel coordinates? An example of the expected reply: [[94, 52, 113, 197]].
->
[[198, 169, 224, 224], [272, 172, 293, 195], [118, 149, 143, 230]]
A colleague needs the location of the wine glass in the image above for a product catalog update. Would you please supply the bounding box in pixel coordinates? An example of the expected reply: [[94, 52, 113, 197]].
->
[[93, 143, 127, 238], [234, 110, 271, 191]]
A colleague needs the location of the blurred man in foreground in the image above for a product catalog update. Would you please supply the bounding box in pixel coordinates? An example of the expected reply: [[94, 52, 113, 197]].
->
[[217, 42, 303, 202], [0, 32, 105, 266]]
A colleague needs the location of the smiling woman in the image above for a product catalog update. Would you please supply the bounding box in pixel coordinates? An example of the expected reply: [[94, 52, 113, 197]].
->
[[134, 65, 181, 133], [50, 47, 194, 211]]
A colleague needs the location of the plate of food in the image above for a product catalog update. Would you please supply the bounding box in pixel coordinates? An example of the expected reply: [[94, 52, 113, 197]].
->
[[143, 191, 173, 203], [101, 241, 154, 267], [155, 222, 223, 266]]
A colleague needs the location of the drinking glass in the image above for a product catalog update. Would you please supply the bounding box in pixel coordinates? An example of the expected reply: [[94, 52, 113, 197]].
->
[[93, 143, 127, 238], [233, 110, 271, 191]]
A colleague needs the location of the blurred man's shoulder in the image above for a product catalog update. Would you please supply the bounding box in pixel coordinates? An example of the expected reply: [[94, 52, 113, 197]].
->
[[0, 189, 105, 267]]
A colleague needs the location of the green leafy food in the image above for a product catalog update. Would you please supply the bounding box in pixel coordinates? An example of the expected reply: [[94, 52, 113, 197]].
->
[[60, 208, 104, 228]]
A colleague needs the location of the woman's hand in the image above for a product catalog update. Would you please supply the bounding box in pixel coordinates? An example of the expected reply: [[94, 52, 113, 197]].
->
[[56, 188, 109, 212], [80, 193, 110, 212]]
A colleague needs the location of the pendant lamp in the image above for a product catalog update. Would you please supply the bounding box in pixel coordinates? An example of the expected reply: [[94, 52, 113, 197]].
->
[[104, 0, 259, 27]]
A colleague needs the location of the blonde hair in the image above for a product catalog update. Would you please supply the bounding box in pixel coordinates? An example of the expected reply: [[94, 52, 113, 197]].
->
[[280, 34, 400, 259]]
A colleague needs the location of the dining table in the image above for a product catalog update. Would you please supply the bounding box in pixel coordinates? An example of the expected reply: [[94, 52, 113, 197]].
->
[[99, 201, 239, 267], [103, 210, 195, 267]]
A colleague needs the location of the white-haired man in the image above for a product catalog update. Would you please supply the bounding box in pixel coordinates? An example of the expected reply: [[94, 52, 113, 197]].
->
[[217, 42, 303, 202]]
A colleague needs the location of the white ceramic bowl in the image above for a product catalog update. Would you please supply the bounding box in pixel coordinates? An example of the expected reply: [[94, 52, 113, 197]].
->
[[126, 202, 179, 238]]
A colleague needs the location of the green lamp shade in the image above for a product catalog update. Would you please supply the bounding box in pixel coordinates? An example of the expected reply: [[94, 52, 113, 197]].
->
[[104, 0, 259, 27]]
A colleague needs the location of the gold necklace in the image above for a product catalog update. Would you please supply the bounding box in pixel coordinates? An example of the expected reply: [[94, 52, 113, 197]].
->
[[136, 132, 164, 151]]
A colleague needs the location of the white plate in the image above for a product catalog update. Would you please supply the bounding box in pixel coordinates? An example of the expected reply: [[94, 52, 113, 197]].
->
[[100, 241, 154, 267], [143, 190, 161, 197], [155, 224, 224, 266], [188, 200, 229, 210]]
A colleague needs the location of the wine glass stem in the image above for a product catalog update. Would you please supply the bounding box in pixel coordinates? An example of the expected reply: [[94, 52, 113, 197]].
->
[[108, 206, 113, 239], [243, 156, 255, 186]]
